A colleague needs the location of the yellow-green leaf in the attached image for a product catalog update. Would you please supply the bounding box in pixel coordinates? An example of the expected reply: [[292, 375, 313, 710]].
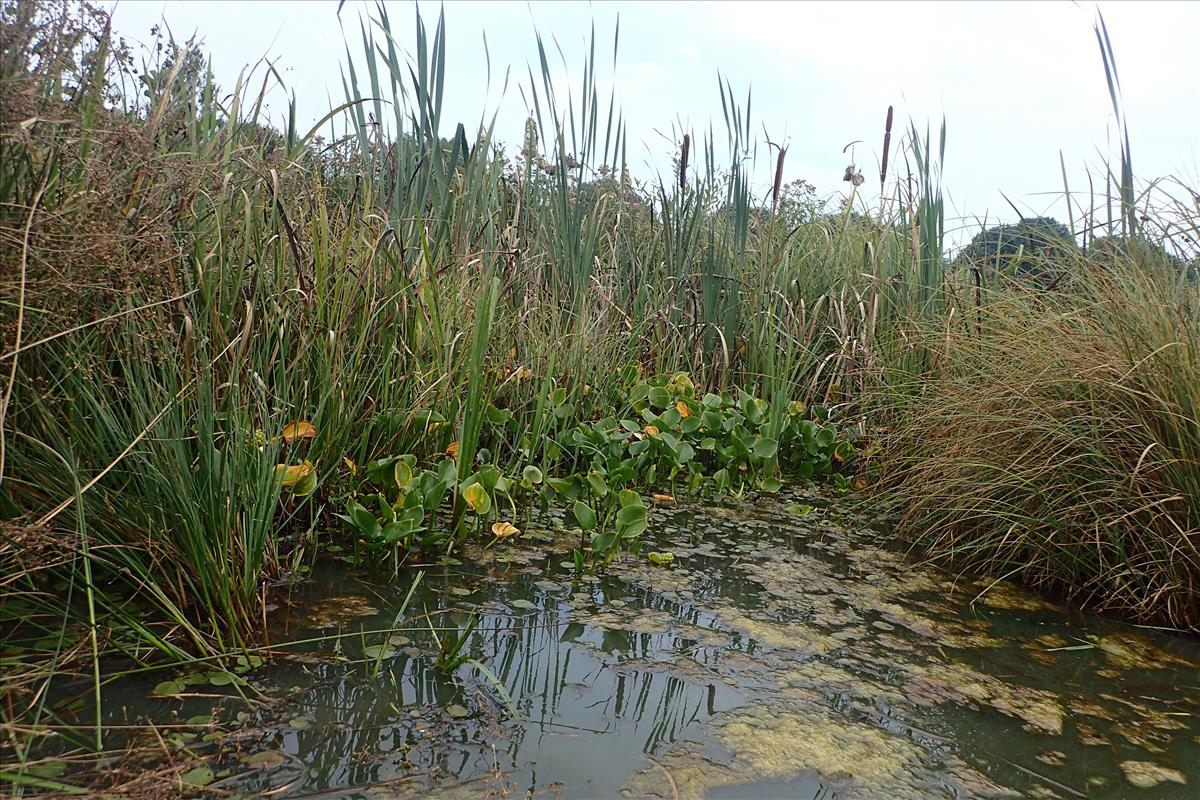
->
[[275, 460, 314, 489], [463, 482, 491, 514], [393, 459, 414, 490]]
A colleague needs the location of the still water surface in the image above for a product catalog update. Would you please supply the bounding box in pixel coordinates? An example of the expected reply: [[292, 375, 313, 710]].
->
[[92, 497, 1199, 798]]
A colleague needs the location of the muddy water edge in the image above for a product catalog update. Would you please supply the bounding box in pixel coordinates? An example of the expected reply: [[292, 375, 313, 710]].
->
[[33, 495, 1200, 798]]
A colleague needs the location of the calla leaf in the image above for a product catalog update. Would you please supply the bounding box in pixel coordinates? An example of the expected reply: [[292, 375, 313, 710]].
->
[[491, 521, 521, 538], [572, 501, 597, 531], [281, 420, 317, 443], [275, 460, 314, 488], [462, 482, 491, 514]]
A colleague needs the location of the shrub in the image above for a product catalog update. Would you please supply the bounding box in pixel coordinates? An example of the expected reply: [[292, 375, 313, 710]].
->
[[955, 216, 1079, 286]]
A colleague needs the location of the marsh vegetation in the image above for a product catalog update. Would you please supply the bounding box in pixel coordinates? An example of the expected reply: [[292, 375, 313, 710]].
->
[[1, 1, 1196, 796]]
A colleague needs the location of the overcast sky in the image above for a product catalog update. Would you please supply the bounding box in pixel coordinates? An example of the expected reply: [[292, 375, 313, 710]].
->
[[109, 1, 1198, 247]]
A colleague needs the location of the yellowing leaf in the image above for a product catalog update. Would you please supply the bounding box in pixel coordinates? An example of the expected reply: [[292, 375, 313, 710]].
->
[[275, 460, 314, 488], [851, 475, 868, 490], [445, 441, 460, 458], [281, 420, 317, 443], [675, 401, 691, 418], [669, 373, 695, 397], [491, 521, 521, 539], [463, 482, 490, 514], [643, 424, 660, 438], [393, 459, 414, 490], [342, 456, 357, 475], [651, 493, 676, 505]]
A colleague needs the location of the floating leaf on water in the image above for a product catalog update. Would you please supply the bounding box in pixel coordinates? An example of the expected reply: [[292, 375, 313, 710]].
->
[[534, 580, 560, 591], [234, 654, 265, 670], [288, 717, 311, 730], [387, 634, 411, 646], [306, 595, 378, 628], [180, 766, 214, 787], [1119, 760, 1187, 789], [609, 599, 627, 608], [242, 750, 286, 769], [201, 731, 224, 743], [185, 714, 212, 726], [207, 671, 235, 687], [446, 704, 470, 719], [362, 644, 395, 660], [1035, 751, 1067, 767], [450, 587, 474, 597], [153, 680, 183, 696], [511, 599, 537, 610]]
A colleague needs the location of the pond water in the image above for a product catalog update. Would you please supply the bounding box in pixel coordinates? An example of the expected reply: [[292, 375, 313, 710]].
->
[[53, 496, 1200, 798]]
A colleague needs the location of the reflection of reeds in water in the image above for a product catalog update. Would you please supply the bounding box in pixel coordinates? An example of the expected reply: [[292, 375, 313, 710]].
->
[[250, 576, 731, 794]]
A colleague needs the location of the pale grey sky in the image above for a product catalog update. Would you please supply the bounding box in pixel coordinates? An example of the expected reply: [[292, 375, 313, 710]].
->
[[109, 1, 1199, 246]]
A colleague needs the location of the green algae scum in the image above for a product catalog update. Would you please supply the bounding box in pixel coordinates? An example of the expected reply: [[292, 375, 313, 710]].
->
[[29, 497, 1198, 798]]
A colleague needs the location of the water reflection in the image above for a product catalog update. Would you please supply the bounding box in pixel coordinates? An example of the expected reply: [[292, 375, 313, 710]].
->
[[231, 558, 747, 797], [45, 497, 1200, 799]]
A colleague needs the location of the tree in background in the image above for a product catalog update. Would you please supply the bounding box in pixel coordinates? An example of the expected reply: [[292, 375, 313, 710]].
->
[[955, 216, 1079, 287]]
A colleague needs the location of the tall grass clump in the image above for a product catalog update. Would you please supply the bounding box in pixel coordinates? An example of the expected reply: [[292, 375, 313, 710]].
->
[[875, 253, 1199, 629], [0, 0, 882, 694]]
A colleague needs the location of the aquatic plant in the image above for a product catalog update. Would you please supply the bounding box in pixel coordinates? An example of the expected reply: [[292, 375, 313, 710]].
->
[[332, 371, 855, 572]]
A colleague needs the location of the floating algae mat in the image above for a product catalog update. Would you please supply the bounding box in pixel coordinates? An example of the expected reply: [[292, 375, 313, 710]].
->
[[48, 497, 1200, 798]]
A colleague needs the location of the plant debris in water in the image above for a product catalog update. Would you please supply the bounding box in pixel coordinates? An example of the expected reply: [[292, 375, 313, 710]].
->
[[32, 497, 1196, 798]]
